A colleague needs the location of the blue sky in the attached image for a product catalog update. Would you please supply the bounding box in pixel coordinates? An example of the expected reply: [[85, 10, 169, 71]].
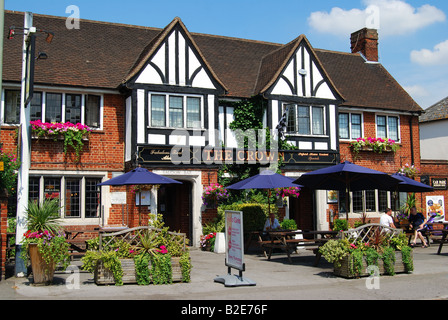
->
[[5, 0, 448, 109]]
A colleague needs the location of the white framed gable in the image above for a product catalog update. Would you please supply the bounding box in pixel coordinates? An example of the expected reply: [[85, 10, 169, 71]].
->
[[270, 43, 337, 101], [135, 28, 216, 90]]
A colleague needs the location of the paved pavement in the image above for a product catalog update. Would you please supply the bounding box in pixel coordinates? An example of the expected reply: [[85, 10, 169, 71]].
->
[[1, 244, 448, 302]]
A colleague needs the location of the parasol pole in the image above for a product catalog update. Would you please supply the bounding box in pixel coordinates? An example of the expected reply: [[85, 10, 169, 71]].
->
[[268, 189, 271, 217], [139, 189, 142, 225], [346, 174, 350, 221]]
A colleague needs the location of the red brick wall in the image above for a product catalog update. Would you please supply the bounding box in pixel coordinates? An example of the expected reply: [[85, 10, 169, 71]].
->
[[200, 168, 219, 226], [336, 113, 422, 225], [340, 113, 421, 174], [30, 94, 125, 172], [0, 93, 126, 236]]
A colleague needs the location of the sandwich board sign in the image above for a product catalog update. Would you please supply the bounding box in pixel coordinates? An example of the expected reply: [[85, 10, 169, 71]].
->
[[214, 210, 256, 287]]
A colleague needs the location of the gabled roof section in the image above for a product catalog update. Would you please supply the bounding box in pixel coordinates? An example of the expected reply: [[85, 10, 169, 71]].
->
[[315, 49, 422, 113], [419, 96, 448, 123], [123, 17, 227, 92], [254, 35, 343, 101]]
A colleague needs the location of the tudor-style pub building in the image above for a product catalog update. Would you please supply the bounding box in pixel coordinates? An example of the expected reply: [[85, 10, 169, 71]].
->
[[0, 10, 423, 261]]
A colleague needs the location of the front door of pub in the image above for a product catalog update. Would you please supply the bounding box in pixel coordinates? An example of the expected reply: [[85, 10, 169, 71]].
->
[[157, 180, 192, 241]]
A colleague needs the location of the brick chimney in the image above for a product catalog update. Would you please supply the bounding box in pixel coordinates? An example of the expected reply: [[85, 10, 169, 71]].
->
[[350, 28, 379, 62]]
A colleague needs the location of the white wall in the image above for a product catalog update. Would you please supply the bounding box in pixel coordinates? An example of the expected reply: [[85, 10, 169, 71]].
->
[[420, 120, 448, 160]]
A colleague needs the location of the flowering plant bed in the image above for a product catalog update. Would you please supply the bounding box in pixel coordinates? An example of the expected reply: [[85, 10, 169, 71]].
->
[[21, 230, 71, 284], [0, 147, 20, 196], [200, 232, 217, 251], [30, 120, 92, 160], [20, 198, 70, 285], [333, 249, 412, 279], [319, 224, 413, 279], [81, 219, 191, 286]]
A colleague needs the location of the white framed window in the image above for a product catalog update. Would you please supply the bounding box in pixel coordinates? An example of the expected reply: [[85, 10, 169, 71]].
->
[[338, 112, 363, 140], [339, 190, 406, 215], [1, 89, 103, 129], [148, 92, 203, 129], [376, 115, 400, 142], [29, 175, 102, 219], [285, 104, 326, 136]]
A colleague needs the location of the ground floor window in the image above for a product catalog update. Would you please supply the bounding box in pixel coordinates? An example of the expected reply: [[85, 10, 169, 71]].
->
[[28, 175, 101, 219], [339, 190, 404, 215]]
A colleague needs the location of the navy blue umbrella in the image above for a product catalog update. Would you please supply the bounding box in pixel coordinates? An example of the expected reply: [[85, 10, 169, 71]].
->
[[226, 170, 301, 190], [98, 167, 182, 186], [227, 170, 302, 216], [294, 161, 400, 192], [294, 161, 401, 219], [390, 173, 433, 193], [98, 167, 181, 225]]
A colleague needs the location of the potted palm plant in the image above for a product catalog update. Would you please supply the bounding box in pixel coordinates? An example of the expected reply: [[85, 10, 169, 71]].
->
[[21, 198, 70, 285]]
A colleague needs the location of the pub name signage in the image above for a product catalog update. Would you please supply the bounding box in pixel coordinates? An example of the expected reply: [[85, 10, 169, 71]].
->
[[432, 178, 447, 190], [137, 145, 337, 166]]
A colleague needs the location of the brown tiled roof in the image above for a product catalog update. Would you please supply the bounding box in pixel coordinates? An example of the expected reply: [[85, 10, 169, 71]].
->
[[419, 96, 448, 123], [4, 11, 161, 89], [315, 49, 422, 112], [3, 11, 422, 113]]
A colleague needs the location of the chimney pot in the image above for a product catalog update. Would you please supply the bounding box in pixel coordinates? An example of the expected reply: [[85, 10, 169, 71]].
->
[[350, 28, 379, 62]]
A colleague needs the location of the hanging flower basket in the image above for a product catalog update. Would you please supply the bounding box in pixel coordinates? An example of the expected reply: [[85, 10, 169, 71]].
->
[[397, 163, 419, 179], [275, 186, 301, 199], [201, 184, 229, 208]]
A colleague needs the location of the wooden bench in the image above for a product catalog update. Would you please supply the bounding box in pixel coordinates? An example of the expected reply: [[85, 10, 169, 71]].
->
[[66, 239, 88, 259]]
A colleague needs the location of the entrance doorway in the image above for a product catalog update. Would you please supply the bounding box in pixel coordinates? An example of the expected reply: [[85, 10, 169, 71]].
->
[[289, 188, 315, 235], [157, 180, 192, 241]]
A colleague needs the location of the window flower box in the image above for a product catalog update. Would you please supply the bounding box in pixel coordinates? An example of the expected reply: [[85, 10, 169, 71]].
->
[[30, 120, 91, 160], [350, 137, 400, 157]]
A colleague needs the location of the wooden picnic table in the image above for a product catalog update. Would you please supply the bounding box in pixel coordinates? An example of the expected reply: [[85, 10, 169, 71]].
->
[[437, 229, 448, 255], [257, 230, 339, 266], [400, 222, 448, 247], [65, 228, 100, 257]]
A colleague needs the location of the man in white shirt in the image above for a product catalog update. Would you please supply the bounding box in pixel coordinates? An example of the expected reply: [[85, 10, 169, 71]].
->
[[264, 212, 281, 231], [380, 208, 396, 228]]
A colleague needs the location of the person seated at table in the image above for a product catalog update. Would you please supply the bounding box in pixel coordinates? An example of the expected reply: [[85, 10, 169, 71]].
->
[[264, 212, 281, 231], [409, 206, 428, 248], [380, 208, 396, 229]]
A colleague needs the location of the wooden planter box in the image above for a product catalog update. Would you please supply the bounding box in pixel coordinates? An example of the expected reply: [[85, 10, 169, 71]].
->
[[334, 251, 412, 279], [94, 257, 185, 285]]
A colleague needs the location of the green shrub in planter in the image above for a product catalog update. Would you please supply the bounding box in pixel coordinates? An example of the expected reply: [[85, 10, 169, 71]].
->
[[280, 219, 298, 230], [333, 219, 349, 232]]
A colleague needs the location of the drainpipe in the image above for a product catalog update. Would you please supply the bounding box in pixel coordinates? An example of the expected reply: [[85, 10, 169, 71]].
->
[[409, 115, 415, 166]]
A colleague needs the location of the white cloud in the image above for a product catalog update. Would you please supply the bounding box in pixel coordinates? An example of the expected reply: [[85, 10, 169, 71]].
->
[[403, 85, 429, 98], [410, 40, 448, 66], [308, 0, 446, 37]]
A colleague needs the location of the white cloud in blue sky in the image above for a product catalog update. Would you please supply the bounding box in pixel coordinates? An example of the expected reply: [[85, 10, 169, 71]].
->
[[411, 40, 448, 66], [308, 0, 446, 37]]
